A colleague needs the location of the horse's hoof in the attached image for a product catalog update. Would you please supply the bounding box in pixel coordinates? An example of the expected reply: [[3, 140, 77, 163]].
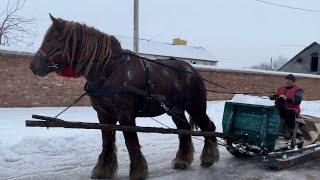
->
[[130, 176, 147, 180], [200, 161, 214, 168], [91, 172, 114, 179], [91, 174, 108, 179], [91, 166, 116, 179], [172, 162, 188, 170], [129, 153, 149, 180], [90, 174, 103, 179]]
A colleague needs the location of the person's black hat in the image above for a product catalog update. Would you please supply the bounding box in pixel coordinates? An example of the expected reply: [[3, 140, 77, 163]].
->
[[285, 74, 295, 82]]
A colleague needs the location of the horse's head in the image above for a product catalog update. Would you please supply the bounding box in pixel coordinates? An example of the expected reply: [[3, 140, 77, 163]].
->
[[30, 14, 68, 77], [31, 14, 122, 79]]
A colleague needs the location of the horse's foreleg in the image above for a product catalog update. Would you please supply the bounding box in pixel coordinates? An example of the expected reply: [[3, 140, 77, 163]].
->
[[119, 114, 148, 180], [171, 114, 194, 169], [91, 112, 118, 179]]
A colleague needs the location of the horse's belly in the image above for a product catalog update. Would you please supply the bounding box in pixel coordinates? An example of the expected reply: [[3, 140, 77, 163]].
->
[[136, 102, 166, 117]]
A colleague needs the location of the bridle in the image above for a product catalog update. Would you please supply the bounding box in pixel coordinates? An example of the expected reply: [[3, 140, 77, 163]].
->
[[36, 42, 70, 74]]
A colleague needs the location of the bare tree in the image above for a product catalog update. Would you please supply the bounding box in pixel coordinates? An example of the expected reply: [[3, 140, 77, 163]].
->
[[0, 0, 36, 46], [251, 56, 288, 71]]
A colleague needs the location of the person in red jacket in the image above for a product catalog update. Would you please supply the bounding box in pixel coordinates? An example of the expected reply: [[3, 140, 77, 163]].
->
[[270, 74, 304, 139]]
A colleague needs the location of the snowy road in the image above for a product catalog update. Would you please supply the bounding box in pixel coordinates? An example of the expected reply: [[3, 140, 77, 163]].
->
[[1, 95, 320, 180]]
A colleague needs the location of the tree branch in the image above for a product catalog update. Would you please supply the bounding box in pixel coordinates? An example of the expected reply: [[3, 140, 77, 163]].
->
[[0, 0, 36, 46]]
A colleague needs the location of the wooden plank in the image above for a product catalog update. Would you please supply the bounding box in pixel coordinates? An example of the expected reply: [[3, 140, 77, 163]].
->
[[270, 143, 320, 157], [266, 145, 320, 169], [225, 110, 234, 133], [26, 115, 248, 140], [222, 102, 234, 134], [260, 108, 268, 147]]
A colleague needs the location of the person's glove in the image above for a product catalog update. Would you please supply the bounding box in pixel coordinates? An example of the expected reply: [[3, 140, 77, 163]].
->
[[269, 94, 278, 100]]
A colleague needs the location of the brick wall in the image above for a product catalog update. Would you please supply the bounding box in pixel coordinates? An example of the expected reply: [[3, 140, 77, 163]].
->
[[198, 68, 320, 101], [1, 51, 320, 107], [0, 52, 90, 107]]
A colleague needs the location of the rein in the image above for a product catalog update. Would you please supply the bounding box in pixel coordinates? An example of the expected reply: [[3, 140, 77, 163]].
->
[[127, 52, 276, 96], [52, 50, 275, 124], [206, 90, 276, 95]]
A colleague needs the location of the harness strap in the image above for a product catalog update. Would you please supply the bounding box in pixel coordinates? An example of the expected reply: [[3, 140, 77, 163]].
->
[[123, 54, 129, 86], [48, 51, 62, 61], [85, 50, 156, 102], [85, 84, 150, 99], [144, 60, 154, 98]]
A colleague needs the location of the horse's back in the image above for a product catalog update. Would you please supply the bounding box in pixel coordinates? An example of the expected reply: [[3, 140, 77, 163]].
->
[[152, 59, 203, 83], [152, 59, 204, 89], [154, 59, 199, 73], [149, 59, 207, 106]]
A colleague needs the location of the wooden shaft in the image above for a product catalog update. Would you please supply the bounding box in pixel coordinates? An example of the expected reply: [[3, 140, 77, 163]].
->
[[26, 115, 247, 140]]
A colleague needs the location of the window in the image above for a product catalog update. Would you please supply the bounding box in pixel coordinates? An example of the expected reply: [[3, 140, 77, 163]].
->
[[296, 58, 302, 63], [310, 52, 319, 71]]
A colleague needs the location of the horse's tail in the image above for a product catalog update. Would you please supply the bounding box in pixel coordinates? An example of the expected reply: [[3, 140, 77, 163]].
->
[[189, 115, 199, 130]]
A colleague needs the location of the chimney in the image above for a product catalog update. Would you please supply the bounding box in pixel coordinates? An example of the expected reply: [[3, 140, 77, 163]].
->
[[173, 38, 187, 46]]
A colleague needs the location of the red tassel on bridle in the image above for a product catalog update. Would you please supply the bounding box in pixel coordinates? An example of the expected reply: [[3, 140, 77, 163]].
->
[[58, 66, 80, 78]]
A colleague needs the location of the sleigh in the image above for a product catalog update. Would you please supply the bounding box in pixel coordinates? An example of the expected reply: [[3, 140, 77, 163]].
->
[[222, 101, 320, 169], [26, 101, 320, 170], [27, 14, 320, 179]]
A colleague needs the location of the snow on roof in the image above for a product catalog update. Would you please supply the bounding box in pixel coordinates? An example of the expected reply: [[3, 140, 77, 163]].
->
[[115, 35, 217, 62], [0, 37, 217, 62]]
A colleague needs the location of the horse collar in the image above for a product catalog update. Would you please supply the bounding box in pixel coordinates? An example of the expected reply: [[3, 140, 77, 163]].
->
[[85, 51, 155, 103]]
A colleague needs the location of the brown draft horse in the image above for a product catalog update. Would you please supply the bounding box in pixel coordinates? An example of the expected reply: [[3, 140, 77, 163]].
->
[[30, 14, 219, 179]]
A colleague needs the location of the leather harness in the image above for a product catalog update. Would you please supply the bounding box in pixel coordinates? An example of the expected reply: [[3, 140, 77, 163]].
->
[[85, 50, 157, 103]]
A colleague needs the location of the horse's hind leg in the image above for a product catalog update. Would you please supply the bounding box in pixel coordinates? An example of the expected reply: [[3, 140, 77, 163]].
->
[[118, 112, 148, 180], [91, 111, 118, 179], [188, 110, 219, 168], [171, 113, 194, 169]]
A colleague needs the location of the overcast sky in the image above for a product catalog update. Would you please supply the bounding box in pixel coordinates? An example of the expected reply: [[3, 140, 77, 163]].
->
[[2, 0, 320, 67]]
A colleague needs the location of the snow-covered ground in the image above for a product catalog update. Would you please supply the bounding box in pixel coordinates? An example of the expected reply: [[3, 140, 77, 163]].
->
[[1, 95, 320, 180]]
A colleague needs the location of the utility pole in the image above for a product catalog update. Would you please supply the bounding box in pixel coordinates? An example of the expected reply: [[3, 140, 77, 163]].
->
[[270, 57, 273, 70], [133, 0, 139, 53]]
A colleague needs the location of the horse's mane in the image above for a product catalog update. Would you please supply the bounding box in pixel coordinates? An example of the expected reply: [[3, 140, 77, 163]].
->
[[47, 20, 122, 77]]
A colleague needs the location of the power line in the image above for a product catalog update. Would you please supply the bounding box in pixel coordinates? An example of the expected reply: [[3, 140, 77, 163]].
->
[[280, 45, 307, 48], [148, 33, 165, 41], [218, 57, 273, 60], [256, 0, 320, 13]]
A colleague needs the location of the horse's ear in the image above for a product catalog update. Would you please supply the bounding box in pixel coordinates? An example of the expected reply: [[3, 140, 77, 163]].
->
[[49, 13, 63, 33]]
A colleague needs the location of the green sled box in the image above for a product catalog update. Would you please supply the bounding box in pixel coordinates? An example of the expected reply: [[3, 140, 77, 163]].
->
[[222, 101, 280, 151]]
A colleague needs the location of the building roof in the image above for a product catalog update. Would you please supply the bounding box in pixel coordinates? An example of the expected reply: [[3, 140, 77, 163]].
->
[[278, 42, 320, 71], [0, 36, 218, 62]]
